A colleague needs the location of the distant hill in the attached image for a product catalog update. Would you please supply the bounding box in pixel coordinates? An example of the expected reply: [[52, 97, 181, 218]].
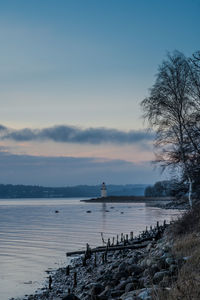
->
[[0, 184, 148, 198]]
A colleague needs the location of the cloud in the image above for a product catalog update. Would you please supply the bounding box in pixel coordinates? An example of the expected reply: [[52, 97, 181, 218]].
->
[[0, 124, 154, 145], [0, 150, 160, 186]]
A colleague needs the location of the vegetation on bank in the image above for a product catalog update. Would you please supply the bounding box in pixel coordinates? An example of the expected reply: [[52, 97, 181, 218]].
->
[[155, 204, 200, 299]]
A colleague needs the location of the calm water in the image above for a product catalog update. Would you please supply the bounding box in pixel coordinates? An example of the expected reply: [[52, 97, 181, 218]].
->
[[0, 198, 182, 300]]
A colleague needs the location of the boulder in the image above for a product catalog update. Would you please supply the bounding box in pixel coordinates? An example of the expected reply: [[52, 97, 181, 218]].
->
[[165, 257, 175, 265], [90, 283, 104, 296], [113, 271, 128, 281], [111, 290, 125, 297], [62, 294, 80, 300], [118, 262, 128, 272], [153, 270, 169, 284], [129, 264, 143, 275], [169, 264, 177, 274], [125, 282, 135, 293], [116, 280, 127, 290], [137, 288, 152, 300], [120, 290, 137, 300]]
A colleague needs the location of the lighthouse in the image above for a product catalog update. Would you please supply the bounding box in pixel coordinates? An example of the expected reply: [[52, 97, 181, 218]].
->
[[101, 182, 107, 198]]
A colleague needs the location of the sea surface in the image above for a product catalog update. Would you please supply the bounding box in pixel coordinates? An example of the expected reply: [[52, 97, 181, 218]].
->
[[0, 198, 182, 300]]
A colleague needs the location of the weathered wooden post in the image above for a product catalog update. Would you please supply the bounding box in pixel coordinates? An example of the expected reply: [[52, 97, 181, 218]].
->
[[130, 231, 133, 241], [73, 272, 77, 287], [121, 233, 123, 242], [107, 238, 111, 247], [112, 237, 115, 246], [105, 251, 107, 263], [66, 265, 70, 276], [126, 234, 128, 242], [82, 254, 87, 266], [94, 252, 97, 267], [116, 234, 119, 245], [102, 253, 105, 264], [49, 275, 52, 290], [157, 221, 159, 228], [85, 243, 92, 259]]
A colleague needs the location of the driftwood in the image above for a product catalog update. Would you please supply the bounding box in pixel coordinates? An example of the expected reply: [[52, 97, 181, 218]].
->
[[66, 221, 168, 257], [66, 240, 151, 256]]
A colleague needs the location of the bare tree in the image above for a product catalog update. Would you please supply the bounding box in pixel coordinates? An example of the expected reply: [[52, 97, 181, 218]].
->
[[141, 51, 195, 206]]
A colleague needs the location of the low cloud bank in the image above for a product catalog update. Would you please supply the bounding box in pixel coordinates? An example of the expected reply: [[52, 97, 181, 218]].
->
[[0, 124, 154, 145], [0, 151, 160, 186]]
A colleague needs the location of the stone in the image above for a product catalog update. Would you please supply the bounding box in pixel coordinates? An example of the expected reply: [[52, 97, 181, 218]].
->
[[118, 262, 128, 272], [116, 280, 127, 290], [127, 256, 137, 265], [62, 295, 80, 300], [153, 271, 169, 284], [137, 288, 152, 300], [125, 282, 135, 293], [120, 290, 137, 300], [129, 264, 143, 275], [90, 283, 104, 296], [169, 264, 177, 274], [146, 242, 153, 252], [111, 290, 125, 297], [113, 271, 128, 281], [165, 257, 175, 265], [148, 263, 160, 276]]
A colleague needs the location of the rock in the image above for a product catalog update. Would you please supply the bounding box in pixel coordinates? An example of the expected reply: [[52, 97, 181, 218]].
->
[[159, 275, 170, 288], [137, 288, 152, 300], [125, 282, 135, 293], [127, 256, 137, 265], [146, 242, 153, 252], [138, 276, 151, 288], [156, 258, 166, 269], [116, 280, 127, 290], [148, 263, 160, 276], [169, 264, 177, 274], [146, 258, 155, 267], [143, 268, 149, 277], [153, 270, 169, 283], [130, 264, 143, 275], [98, 285, 112, 299], [90, 283, 104, 296], [62, 295, 80, 300], [118, 262, 128, 272], [111, 261, 119, 269], [113, 271, 128, 281], [111, 290, 125, 297], [120, 290, 136, 300]]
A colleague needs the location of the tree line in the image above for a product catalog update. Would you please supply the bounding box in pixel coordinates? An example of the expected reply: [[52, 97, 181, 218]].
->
[[141, 50, 200, 207]]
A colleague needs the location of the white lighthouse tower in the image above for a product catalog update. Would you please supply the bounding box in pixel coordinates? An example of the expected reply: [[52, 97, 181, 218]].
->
[[101, 182, 107, 198]]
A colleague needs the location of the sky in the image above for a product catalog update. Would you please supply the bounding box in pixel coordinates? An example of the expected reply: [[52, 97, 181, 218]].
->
[[0, 0, 199, 186]]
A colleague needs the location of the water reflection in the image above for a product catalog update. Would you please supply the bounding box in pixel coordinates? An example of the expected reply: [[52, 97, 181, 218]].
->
[[101, 202, 107, 230], [0, 198, 182, 300]]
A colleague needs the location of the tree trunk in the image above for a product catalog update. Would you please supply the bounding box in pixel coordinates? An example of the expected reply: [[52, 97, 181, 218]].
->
[[188, 177, 193, 208]]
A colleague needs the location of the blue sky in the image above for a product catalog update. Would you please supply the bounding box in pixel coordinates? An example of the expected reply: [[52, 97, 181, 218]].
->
[[0, 0, 199, 185]]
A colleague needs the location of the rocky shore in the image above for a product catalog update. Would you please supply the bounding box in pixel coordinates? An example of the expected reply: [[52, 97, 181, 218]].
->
[[12, 221, 185, 300]]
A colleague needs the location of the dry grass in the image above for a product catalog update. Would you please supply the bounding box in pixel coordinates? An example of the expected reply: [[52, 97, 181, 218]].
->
[[153, 204, 200, 300]]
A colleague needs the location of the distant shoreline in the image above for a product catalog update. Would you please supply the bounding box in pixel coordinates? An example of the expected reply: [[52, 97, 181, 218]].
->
[[81, 195, 175, 203]]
